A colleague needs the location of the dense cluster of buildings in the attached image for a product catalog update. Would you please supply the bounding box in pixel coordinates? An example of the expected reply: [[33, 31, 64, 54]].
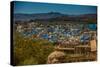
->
[[16, 21, 96, 44]]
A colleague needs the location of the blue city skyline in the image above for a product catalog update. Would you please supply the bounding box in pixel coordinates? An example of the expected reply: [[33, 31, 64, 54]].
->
[[13, 1, 97, 15]]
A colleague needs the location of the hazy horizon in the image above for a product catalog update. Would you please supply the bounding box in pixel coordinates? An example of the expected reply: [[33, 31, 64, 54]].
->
[[13, 1, 97, 15]]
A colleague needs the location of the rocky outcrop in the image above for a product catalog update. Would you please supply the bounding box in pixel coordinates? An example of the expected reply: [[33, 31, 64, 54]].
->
[[47, 50, 66, 64]]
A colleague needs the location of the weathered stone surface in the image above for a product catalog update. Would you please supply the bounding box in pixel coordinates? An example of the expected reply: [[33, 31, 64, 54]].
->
[[47, 50, 66, 64]]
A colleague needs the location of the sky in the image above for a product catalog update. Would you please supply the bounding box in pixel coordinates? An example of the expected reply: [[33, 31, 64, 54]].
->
[[13, 1, 97, 15]]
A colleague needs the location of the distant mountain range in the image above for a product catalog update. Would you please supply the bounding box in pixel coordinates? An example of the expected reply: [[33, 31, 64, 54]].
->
[[14, 12, 97, 23]]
